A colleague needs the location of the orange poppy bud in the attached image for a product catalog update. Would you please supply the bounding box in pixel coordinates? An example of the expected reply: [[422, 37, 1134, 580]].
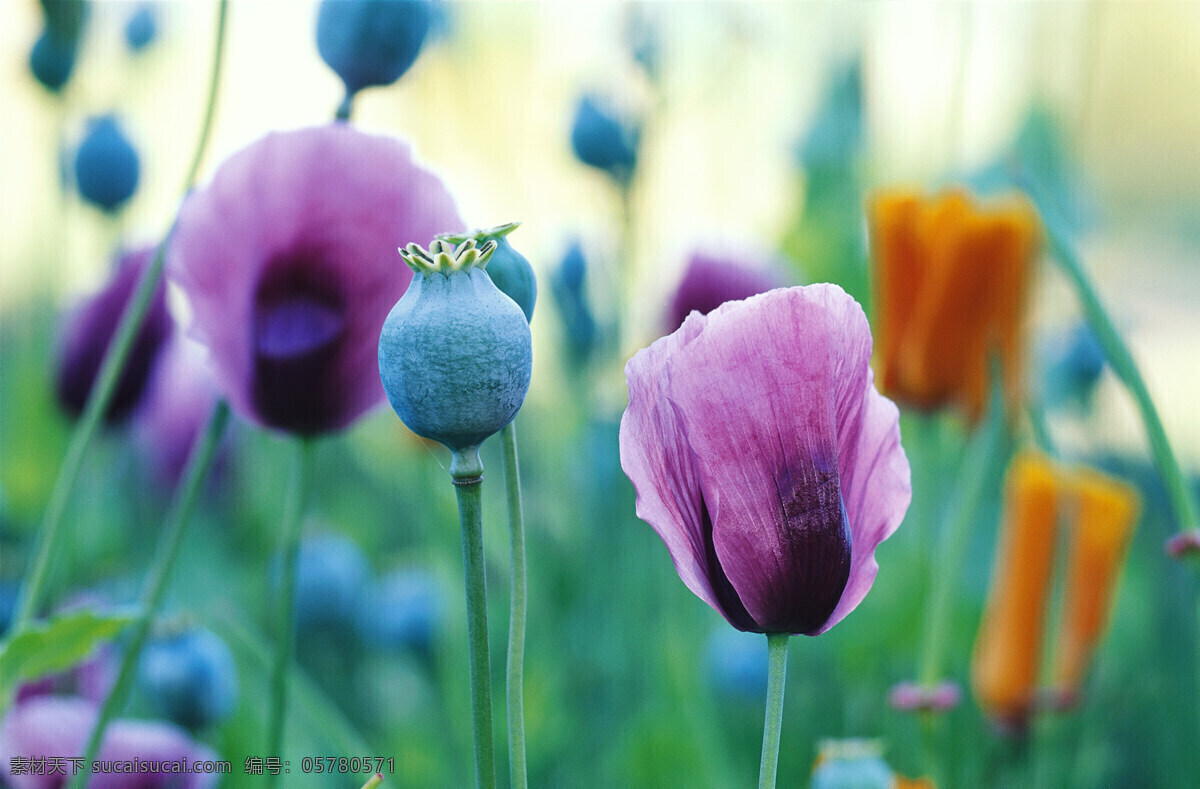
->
[[1053, 468, 1140, 705], [971, 452, 1060, 727], [867, 189, 1040, 422]]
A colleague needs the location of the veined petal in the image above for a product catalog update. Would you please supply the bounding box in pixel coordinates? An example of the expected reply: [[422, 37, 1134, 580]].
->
[[623, 284, 909, 635], [619, 312, 721, 614]]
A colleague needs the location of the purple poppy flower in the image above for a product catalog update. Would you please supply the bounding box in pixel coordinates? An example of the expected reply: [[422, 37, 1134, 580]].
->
[[14, 643, 117, 706], [55, 246, 171, 424], [169, 124, 462, 435], [665, 251, 783, 334], [0, 696, 218, 789], [620, 284, 910, 635]]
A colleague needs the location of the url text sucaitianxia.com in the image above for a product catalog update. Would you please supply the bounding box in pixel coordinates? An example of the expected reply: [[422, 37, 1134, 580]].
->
[[7, 756, 231, 778]]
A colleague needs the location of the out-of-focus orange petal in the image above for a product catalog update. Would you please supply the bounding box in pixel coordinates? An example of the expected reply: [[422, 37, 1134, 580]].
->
[[868, 191, 926, 398], [901, 191, 990, 416], [1053, 467, 1140, 700], [894, 777, 936, 789], [866, 188, 1040, 422], [971, 452, 1061, 726]]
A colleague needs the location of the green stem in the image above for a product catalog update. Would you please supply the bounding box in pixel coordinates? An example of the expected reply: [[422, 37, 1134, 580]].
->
[[267, 439, 315, 784], [757, 633, 790, 789], [500, 423, 528, 789], [10, 0, 229, 634], [918, 391, 1009, 688], [68, 401, 230, 789], [1026, 401, 1058, 459], [451, 446, 496, 789], [1043, 212, 1200, 533], [335, 91, 354, 122]]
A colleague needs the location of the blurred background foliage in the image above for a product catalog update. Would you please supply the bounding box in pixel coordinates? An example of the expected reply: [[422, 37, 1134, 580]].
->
[[3, 1, 1200, 787]]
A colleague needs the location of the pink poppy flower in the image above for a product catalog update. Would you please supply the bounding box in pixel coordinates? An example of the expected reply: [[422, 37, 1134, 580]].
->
[[665, 250, 783, 334], [620, 284, 910, 634], [0, 696, 218, 789], [168, 124, 461, 435]]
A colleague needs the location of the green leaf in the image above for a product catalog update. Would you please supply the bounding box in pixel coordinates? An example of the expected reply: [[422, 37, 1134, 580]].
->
[[0, 608, 135, 704]]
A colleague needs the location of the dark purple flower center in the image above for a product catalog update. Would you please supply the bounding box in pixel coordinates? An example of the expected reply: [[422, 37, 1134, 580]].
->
[[703, 462, 852, 635], [252, 251, 348, 435]]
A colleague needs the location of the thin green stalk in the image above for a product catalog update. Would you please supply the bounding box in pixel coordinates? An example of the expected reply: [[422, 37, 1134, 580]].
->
[[918, 391, 1009, 688], [500, 422, 528, 789], [757, 633, 790, 789], [1042, 211, 1199, 533], [268, 439, 315, 784], [335, 91, 354, 122], [451, 446, 496, 789], [10, 0, 229, 633], [67, 401, 230, 789]]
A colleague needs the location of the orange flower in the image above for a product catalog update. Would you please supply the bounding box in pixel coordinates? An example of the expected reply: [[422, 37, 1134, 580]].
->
[[971, 452, 1140, 727], [971, 452, 1060, 726], [1053, 469, 1140, 704], [868, 189, 1040, 422]]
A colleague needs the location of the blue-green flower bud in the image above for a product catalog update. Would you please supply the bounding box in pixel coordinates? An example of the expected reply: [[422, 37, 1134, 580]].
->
[[438, 223, 536, 322], [378, 237, 532, 455]]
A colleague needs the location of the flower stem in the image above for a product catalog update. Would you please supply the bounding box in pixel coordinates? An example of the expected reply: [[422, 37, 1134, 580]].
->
[[919, 387, 1009, 688], [757, 633, 790, 789], [267, 438, 315, 785], [9, 0, 229, 635], [1042, 208, 1199, 534], [335, 91, 354, 122], [451, 446, 496, 789], [500, 422, 528, 789], [66, 401, 230, 789]]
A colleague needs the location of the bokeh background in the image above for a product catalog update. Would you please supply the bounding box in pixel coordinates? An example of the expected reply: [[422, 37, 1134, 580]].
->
[[3, 1, 1200, 787]]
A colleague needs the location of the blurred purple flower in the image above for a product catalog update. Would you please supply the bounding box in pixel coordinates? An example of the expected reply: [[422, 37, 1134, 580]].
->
[[665, 250, 783, 333], [888, 680, 961, 713], [16, 595, 122, 705], [55, 246, 171, 424], [14, 643, 117, 707], [168, 125, 461, 435], [134, 335, 221, 486], [0, 696, 218, 789], [620, 285, 910, 635]]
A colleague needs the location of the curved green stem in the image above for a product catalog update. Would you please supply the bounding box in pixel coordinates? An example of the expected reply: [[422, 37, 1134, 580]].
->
[[450, 446, 496, 789], [1042, 204, 1199, 533], [500, 423, 528, 789], [268, 439, 315, 785], [10, 0, 229, 634], [67, 401, 230, 789], [757, 633, 790, 789]]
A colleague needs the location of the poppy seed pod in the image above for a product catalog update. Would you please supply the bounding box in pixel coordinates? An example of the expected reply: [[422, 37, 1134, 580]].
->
[[124, 4, 158, 53], [440, 223, 536, 322], [570, 93, 639, 182], [139, 628, 239, 731], [316, 0, 433, 98], [73, 115, 140, 213], [29, 29, 78, 93], [379, 238, 532, 454]]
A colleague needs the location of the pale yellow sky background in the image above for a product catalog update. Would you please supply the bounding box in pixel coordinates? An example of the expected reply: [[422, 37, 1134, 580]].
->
[[3, 0, 1199, 464]]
